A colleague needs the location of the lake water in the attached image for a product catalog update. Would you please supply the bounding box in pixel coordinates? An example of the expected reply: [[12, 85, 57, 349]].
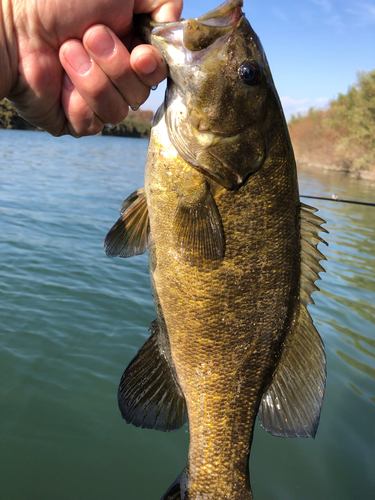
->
[[0, 129, 374, 500]]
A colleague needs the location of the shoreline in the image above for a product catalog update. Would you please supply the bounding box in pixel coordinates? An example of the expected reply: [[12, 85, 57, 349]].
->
[[0, 99, 151, 139], [1, 99, 374, 180], [296, 160, 375, 182]]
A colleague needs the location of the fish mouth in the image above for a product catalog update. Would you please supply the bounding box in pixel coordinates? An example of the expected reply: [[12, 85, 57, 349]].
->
[[139, 0, 245, 140], [137, 0, 249, 176], [196, 0, 243, 25], [195, 125, 242, 139], [138, 0, 243, 48], [192, 114, 243, 137], [199, 130, 238, 137]]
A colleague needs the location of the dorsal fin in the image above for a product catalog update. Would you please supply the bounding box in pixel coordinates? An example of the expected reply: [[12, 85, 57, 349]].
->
[[258, 203, 328, 438], [104, 188, 152, 258]]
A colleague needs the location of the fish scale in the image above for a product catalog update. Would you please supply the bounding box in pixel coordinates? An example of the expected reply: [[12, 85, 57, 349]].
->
[[145, 129, 300, 499], [104, 1, 328, 498]]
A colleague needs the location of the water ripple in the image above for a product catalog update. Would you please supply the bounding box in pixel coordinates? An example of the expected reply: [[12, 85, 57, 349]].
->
[[1, 131, 374, 500]]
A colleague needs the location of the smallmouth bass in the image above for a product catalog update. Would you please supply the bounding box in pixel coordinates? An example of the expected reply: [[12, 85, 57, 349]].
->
[[104, 1, 328, 498]]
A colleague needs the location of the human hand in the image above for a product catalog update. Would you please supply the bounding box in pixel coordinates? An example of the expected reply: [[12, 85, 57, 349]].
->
[[3, 0, 182, 137]]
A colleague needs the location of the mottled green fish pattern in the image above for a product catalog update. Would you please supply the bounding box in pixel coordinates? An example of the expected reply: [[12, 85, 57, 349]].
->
[[104, 1, 328, 498]]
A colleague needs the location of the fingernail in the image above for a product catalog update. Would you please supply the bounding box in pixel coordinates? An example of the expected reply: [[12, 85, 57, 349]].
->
[[86, 27, 115, 59], [135, 53, 158, 75], [64, 41, 92, 75]]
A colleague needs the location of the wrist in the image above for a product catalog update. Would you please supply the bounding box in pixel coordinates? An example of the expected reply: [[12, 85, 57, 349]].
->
[[0, 0, 19, 99]]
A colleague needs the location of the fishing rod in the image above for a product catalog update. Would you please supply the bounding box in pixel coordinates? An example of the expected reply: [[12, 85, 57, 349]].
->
[[301, 194, 375, 207]]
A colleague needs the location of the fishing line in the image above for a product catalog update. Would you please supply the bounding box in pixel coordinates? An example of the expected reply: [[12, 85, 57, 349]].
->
[[301, 195, 375, 207]]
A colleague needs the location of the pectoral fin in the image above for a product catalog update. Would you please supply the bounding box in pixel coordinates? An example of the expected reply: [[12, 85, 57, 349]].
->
[[173, 183, 224, 269], [118, 320, 188, 431], [258, 203, 328, 438], [104, 188, 152, 258]]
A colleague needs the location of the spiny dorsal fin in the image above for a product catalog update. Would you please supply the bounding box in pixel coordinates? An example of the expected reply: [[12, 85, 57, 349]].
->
[[118, 320, 188, 432], [173, 182, 224, 269], [300, 203, 328, 306], [104, 188, 152, 258], [258, 203, 328, 438]]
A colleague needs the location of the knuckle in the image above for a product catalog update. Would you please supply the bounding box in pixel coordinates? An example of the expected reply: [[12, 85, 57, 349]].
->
[[127, 87, 150, 108], [72, 115, 103, 138], [87, 121, 104, 136]]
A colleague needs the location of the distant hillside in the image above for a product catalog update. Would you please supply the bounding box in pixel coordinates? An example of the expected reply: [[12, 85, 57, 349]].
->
[[288, 69, 375, 179], [0, 99, 152, 138], [101, 108, 152, 138]]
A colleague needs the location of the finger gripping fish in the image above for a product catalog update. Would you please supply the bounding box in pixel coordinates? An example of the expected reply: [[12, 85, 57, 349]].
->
[[104, 1, 328, 498]]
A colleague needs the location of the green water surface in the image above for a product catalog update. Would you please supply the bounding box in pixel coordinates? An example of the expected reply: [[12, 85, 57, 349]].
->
[[0, 130, 374, 499]]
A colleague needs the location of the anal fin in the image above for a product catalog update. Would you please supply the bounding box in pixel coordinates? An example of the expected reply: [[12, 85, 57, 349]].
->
[[258, 203, 328, 438], [118, 320, 188, 432]]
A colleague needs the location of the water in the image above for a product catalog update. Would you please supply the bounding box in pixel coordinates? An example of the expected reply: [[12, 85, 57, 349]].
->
[[0, 130, 374, 500]]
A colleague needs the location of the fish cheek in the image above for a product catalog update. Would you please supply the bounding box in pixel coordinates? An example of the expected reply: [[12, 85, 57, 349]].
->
[[194, 73, 240, 130], [188, 75, 269, 188], [196, 127, 266, 190], [188, 60, 231, 122], [190, 60, 268, 135]]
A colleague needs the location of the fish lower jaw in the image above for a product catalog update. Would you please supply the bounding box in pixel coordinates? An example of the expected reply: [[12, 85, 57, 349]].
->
[[197, 127, 241, 138], [190, 114, 242, 137]]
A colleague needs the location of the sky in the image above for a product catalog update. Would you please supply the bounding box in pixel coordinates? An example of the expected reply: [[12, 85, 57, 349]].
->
[[143, 0, 375, 121]]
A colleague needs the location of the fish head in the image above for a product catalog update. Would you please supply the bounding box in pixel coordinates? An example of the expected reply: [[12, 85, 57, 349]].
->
[[146, 0, 287, 190]]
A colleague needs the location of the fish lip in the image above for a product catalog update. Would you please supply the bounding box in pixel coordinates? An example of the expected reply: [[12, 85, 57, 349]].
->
[[193, 115, 243, 136], [197, 129, 241, 138], [142, 0, 244, 41], [196, 0, 244, 25]]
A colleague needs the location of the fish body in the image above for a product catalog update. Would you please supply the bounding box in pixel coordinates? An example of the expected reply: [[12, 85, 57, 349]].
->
[[105, 1, 327, 499]]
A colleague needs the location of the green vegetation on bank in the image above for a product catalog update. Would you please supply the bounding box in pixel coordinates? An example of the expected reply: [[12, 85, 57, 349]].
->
[[288, 69, 375, 175], [0, 98, 41, 131], [0, 99, 152, 138], [101, 118, 151, 139]]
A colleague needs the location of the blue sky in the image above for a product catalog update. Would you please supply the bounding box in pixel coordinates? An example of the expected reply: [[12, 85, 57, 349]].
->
[[144, 0, 375, 121]]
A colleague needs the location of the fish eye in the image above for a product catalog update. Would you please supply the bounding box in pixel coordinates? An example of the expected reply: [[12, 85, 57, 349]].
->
[[238, 62, 262, 86]]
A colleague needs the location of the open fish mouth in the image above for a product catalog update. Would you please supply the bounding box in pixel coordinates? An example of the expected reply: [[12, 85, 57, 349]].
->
[[196, 0, 243, 25], [138, 0, 244, 50]]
